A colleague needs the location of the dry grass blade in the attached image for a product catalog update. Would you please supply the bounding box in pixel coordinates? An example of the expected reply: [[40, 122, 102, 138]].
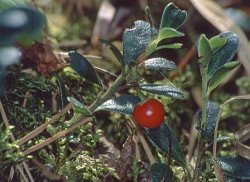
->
[[213, 94, 250, 159], [129, 118, 155, 165], [0, 101, 34, 182], [212, 95, 250, 182], [235, 123, 250, 160], [212, 158, 225, 182], [23, 117, 92, 155], [189, 0, 250, 76], [18, 102, 74, 146]]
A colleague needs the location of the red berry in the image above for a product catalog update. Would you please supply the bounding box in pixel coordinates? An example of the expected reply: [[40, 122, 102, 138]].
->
[[132, 98, 165, 128]]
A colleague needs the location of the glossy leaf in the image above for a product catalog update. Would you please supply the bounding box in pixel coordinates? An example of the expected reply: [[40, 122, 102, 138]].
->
[[143, 57, 177, 72], [68, 51, 100, 85], [145, 123, 186, 166], [100, 39, 124, 65], [150, 163, 173, 182], [198, 34, 212, 67], [217, 155, 250, 181], [196, 101, 219, 139], [0, 46, 20, 67], [56, 77, 69, 108], [208, 32, 239, 78], [139, 84, 184, 99], [160, 3, 187, 30], [95, 94, 140, 115], [208, 61, 240, 94], [67, 97, 91, 115], [123, 20, 152, 64], [0, 7, 45, 44], [209, 34, 227, 53]]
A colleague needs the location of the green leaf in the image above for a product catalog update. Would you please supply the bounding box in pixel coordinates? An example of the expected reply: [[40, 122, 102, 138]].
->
[[156, 43, 183, 50], [198, 34, 212, 67], [209, 35, 227, 53], [160, 3, 187, 30], [143, 57, 177, 72], [150, 28, 184, 46], [0, 46, 20, 67], [100, 39, 124, 65], [67, 97, 91, 115], [0, 7, 45, 45], [145, 123, 186, 166], [208, 61, 240, 94], [196, 101, 219, 139], [217, 155, 250, 181], [159, 28, 184, 40], [150, 163, 173, 182], [208, 32, 239, 78], [0, 0, 27, 11], [95, 94, 140, 114], [146, 28, 184, 55], [146, 43, 182, 56], [123, 20, 152, 64], [139, 84, 184, 99], [56, 77, 69, 109], [68, 51, 100, 85]]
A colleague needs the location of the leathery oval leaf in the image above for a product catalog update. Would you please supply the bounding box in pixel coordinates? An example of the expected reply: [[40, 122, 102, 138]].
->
[[150, 163, 173, 182], [198, 34, 212, 67], [143, 57, 177, 72], [158, 28, 184, 40], [139, 83, 184, 99], [123, 20, 152, 65], [217, 155, 250, 181], [208, 32, 239, 78], [208, 61, 240, 94], [195, 101, 220, 139], [209, 34, 227, 53], [160, 3, 187, 30], [68, 51, 100, 85], [95, 94, 140, 115], [145, 123, 187, 167]]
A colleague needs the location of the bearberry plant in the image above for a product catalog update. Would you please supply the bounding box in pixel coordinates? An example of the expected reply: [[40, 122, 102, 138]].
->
[[1, 1, 250, 182]]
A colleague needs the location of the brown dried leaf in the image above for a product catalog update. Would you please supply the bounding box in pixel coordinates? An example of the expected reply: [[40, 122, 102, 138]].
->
[[21, 42, 66, 76], [118, 136, 136, 180]]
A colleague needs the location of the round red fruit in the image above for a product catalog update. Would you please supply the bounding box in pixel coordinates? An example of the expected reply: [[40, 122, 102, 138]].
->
[[132, 98, 165, 128]]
